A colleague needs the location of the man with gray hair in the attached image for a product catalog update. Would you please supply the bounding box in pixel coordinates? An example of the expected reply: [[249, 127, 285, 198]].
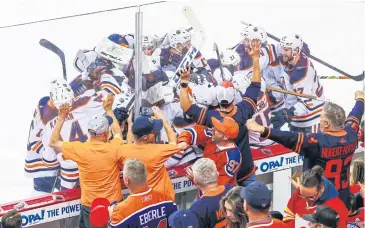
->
[[247, 90, 364, 209], [109, 158, 177, 227], [186, 158, 232, 227]]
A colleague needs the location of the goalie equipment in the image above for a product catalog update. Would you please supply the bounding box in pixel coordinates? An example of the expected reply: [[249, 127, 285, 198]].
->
[[49, 78, 75, 109], [95, 37, 134, 69], [168, 27, 191, 52], [112, 83, 134, 111], [74, 50, 98, 73], [279, 34, 303, 57]]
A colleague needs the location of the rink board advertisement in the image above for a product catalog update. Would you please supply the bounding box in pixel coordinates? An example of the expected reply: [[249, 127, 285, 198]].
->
[[18, 199, 81, 227], [255, 152, 305, 175]]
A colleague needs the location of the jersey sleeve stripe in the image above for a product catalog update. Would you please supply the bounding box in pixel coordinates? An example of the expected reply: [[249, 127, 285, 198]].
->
[[242, 97, 256, 110], [294, 132, 303, 153], [31, 141, 43, 152], [101, 84, 121, 95], [197, 107, 207, 125], [347, 116, 360, 125], [186, 128, 197, 145]]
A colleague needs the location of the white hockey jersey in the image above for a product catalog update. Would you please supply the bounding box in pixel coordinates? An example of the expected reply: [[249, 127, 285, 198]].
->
[[276, 54, 325, 128], [40, 73, 121, 189], [42, 93, 106, 189], [25, 97, 59, 178]]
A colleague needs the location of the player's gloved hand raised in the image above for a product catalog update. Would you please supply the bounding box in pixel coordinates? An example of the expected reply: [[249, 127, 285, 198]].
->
[[113, 107, 129, 125], [270, 108, 295, 129], [355, 90, 364, 101]]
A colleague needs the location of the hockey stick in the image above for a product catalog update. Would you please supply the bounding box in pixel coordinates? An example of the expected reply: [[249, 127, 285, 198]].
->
[[213, 43, 225, 81], [240, 21, 364, 82], [266, 86, 328, 102], [39, 39, 67, 81], [169, 6, 206, 87], [319, 76, 352, 80]]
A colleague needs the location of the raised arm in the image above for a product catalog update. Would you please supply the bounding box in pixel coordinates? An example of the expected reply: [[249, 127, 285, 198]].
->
[[152, 106, 177, 145], [49, 104, 69, 153], [103, 94, 122, 139]]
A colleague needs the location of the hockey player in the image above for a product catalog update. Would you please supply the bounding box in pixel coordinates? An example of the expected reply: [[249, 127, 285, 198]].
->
[[237, 24, 285, 114], [208, 48, 241, 84], [40, 66, 123, 190], [271, 34, 324, 133]]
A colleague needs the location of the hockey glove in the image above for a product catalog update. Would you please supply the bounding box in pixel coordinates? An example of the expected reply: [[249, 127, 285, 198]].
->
[[270, 107, 295, 129], [113, 107, 129, 125]]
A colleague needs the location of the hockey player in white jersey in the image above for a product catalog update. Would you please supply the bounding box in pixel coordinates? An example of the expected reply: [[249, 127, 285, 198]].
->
[[271, 34, 324, 133], [236, 24, 285, 112], [37, 65, 123, 191]]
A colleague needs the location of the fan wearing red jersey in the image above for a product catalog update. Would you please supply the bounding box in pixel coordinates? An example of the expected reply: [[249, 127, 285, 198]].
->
[[110, 158, 177, 228], [282, 166, 348, 228], [247, 91, 364, 209], [178, 117, 241, 186]]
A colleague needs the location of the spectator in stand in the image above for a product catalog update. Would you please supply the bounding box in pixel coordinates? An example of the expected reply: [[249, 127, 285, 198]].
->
[[117, 106, 182, 201], [179, 39, 263, 187], [240, 181, 287, 227], [302, 205, 340, 228], [348, 193, 364, 224], [185, 158, 232, 227], [48, 94, 125, 228], [178, 117, 241, 186], [109, 158, 177, 227], [220, 186, 248, 228], [350, 157, 364, 194], [168, 209, 200, 228], [89, 198, 110, 228], [1, 210, 22, 228], [282, 166, 348, 228], [247, 91, 364, 209]]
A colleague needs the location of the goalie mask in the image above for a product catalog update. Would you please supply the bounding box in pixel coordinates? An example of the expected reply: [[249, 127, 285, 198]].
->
[[73, 50, 98, 73], [50, 78, 75, 109], [168, 28, 191, 53]]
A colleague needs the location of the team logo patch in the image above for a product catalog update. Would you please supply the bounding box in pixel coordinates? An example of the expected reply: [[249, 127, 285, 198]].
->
[[168, 170, 177, 178]]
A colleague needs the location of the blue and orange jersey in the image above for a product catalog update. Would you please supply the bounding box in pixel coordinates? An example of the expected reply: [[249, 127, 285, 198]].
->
[[178, 125, 241, 186], [184, 82, 260, 182], [262, 99, 364, 208], [190, 185, 232, 228], [110, 188, 177, 228]]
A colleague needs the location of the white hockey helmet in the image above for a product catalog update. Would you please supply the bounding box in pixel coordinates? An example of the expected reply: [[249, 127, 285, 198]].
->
[[241, 24, 267, 43], [168, 28, 191, 52], [231, 71, 252, 95], [220, 49, 241, 67], [213, 67, 233, 85], [142, 35, 158, 50], [191, 83, 218, 107], [49, 78, 74, 109], [279, 33, 303, 56]]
